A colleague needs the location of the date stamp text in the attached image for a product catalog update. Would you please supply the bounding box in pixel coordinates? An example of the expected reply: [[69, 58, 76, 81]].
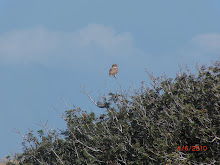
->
[[177, 146, 207, 151]]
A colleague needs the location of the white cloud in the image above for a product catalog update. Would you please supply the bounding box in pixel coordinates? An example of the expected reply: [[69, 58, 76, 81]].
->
[[191, 33, 220, 53], [177, 33, 220, 65], [0, 24, 143, 66]]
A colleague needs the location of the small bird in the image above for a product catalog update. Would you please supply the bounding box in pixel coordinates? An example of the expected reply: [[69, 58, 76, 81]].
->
[[109, 64, 118, 78]]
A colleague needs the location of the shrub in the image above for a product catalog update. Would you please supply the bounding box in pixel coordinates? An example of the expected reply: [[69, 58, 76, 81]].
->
[[7, 61, 220, 164]]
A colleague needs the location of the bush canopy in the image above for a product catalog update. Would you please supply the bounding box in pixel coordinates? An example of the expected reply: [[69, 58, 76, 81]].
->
[[6, 61, 220, 165]]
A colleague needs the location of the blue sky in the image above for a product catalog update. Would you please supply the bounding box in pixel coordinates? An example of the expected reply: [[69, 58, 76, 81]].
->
[[0, 0, 219, 159]]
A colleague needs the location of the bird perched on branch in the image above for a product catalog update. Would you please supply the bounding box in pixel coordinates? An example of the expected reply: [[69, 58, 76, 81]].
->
[[109, 64, 118, 78]]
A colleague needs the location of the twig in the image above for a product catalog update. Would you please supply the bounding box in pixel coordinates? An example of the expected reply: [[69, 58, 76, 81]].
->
[[81, 86, 98, 106]]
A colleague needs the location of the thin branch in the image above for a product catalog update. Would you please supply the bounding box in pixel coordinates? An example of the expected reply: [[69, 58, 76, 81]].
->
[[61, 97, 71, 110], [81, 86, 98, 106]]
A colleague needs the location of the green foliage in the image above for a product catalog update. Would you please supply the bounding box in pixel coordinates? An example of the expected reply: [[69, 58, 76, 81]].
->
[[7, 61, 220, 164]]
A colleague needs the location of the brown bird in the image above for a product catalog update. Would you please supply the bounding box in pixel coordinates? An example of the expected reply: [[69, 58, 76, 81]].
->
[[109, 64, 118, 78]]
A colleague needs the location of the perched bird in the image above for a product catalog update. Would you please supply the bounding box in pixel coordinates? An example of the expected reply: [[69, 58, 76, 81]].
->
[[109, 64, 118, 78]]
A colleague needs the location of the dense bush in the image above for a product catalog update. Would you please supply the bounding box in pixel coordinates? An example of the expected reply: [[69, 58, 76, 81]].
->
[[6, 61, 220, 164]]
